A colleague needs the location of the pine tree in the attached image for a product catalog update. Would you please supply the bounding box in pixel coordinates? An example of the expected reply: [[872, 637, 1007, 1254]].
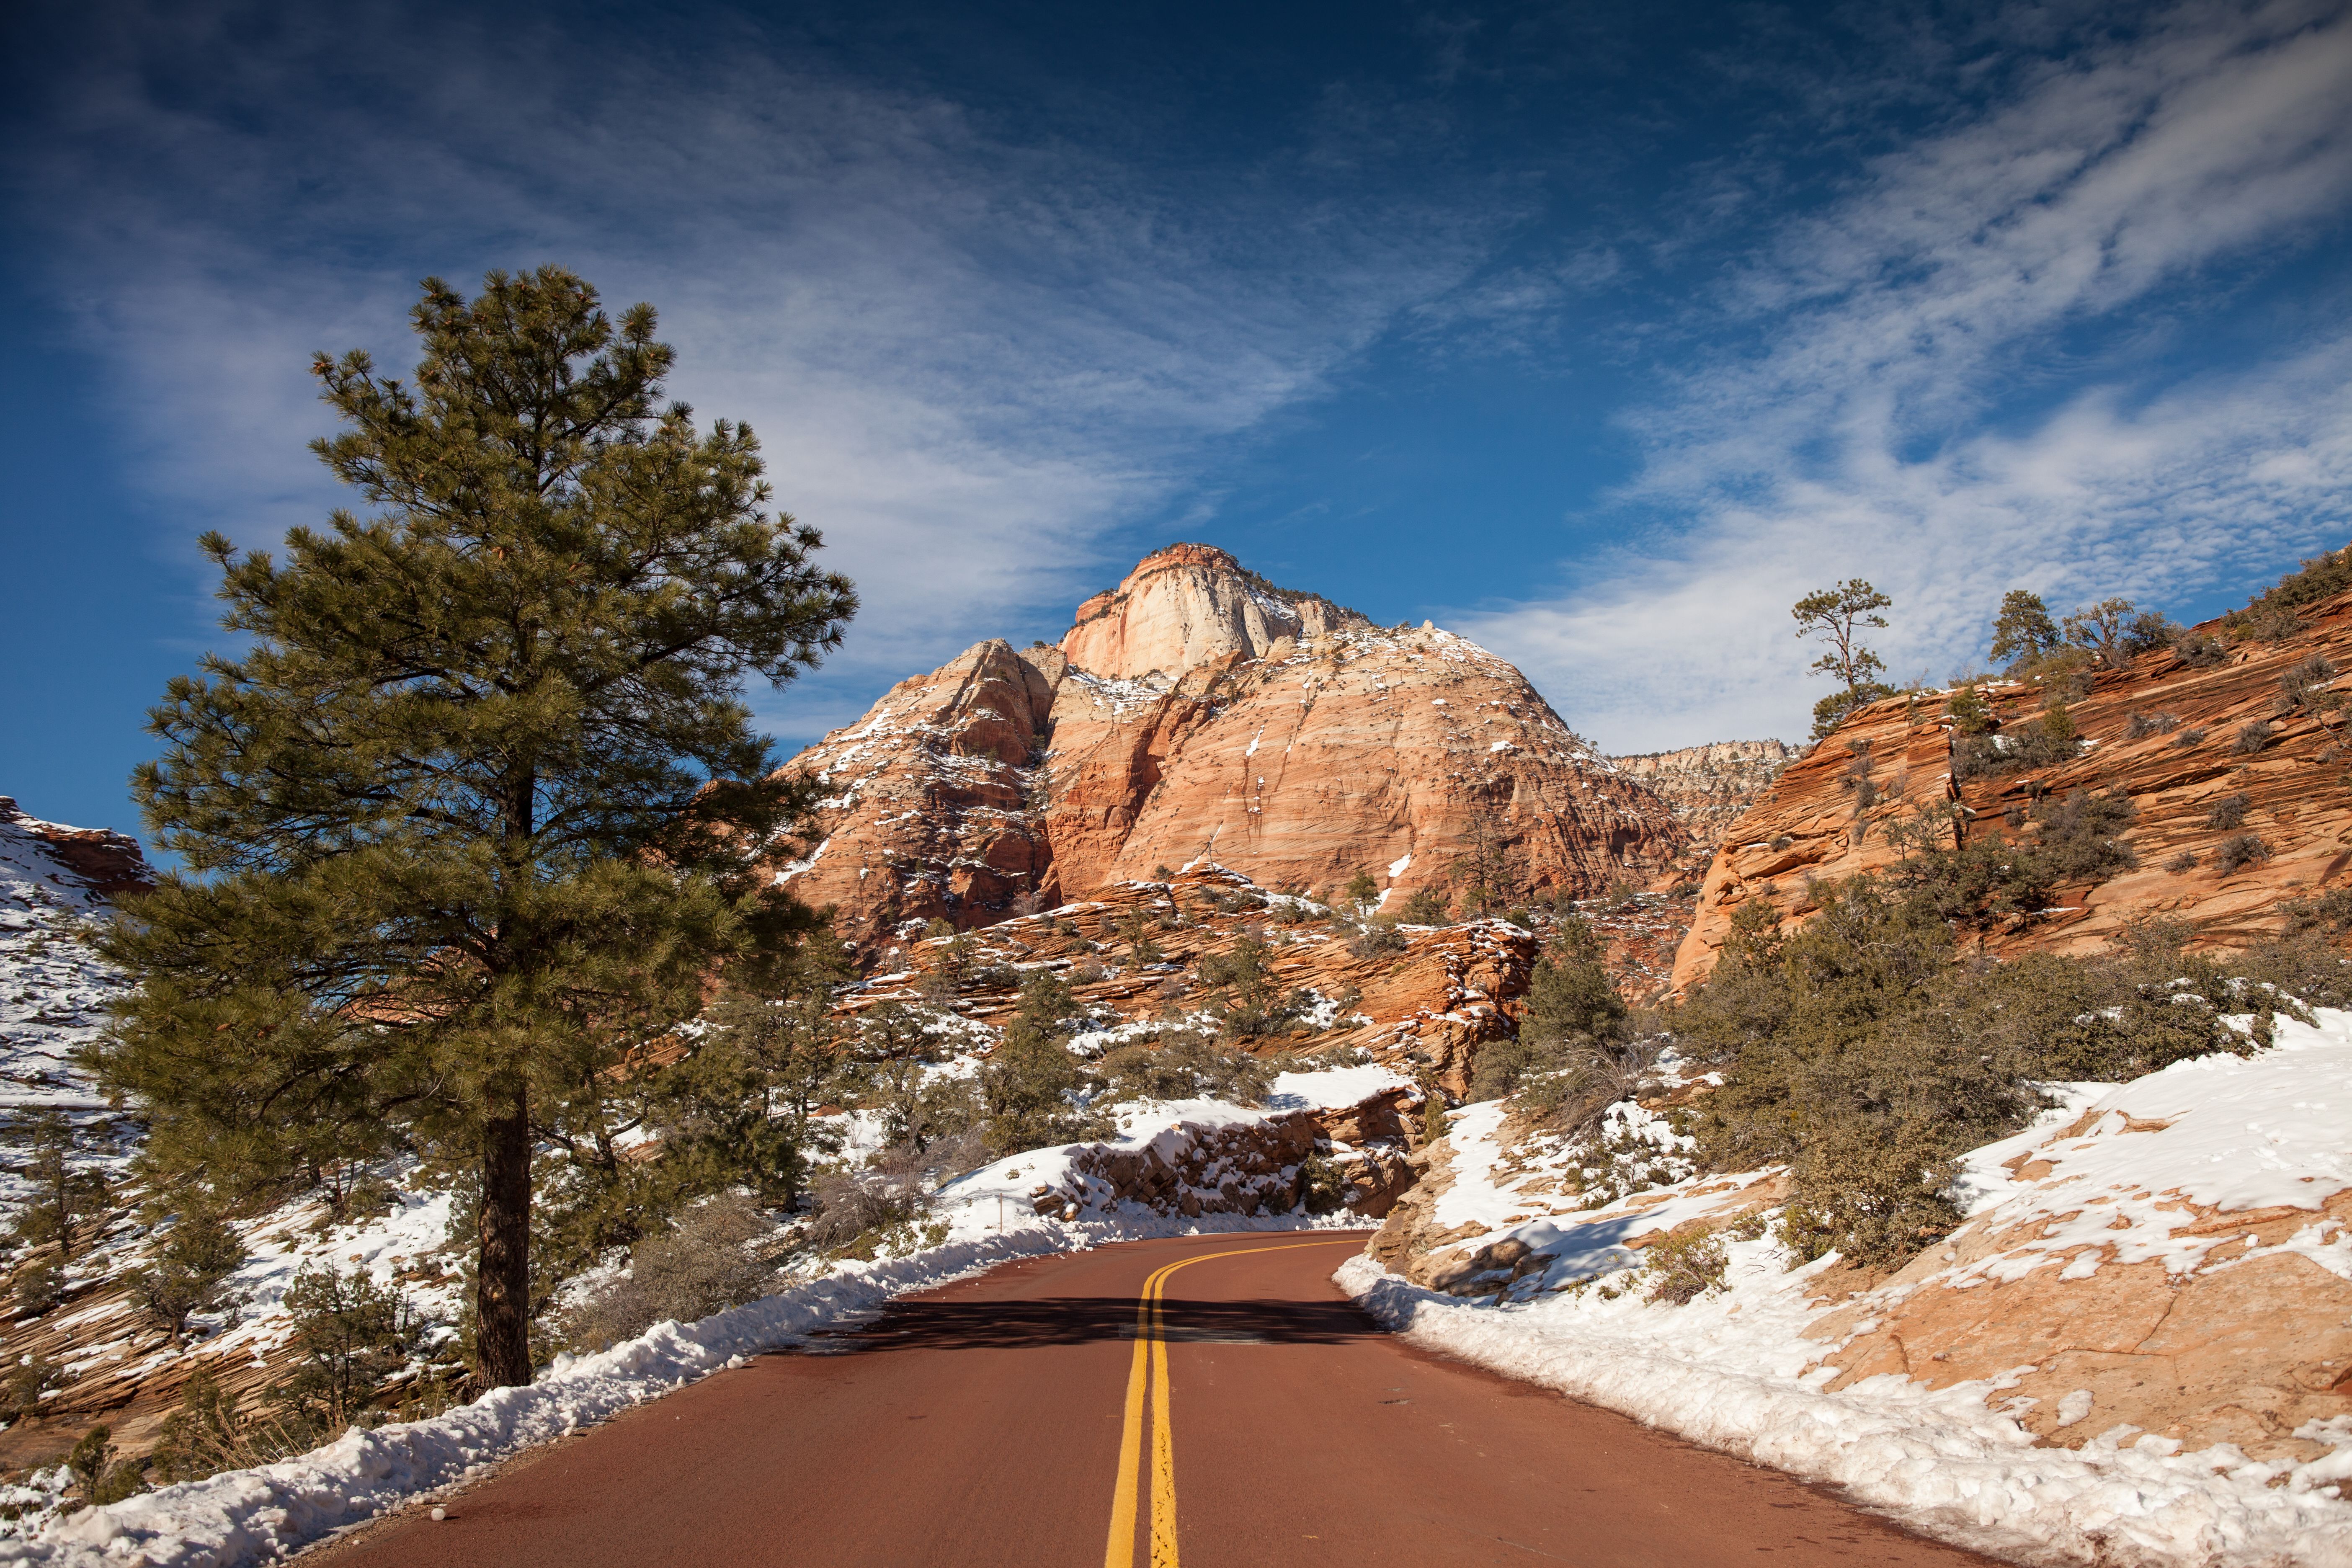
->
[[1989, 589, 2062, 669], [93, 268, 856, 1389], [1794, 580, 1895, 738]]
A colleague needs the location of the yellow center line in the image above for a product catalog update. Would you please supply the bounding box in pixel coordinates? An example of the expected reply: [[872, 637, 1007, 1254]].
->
[[1100, 1240, 1364, 1568]]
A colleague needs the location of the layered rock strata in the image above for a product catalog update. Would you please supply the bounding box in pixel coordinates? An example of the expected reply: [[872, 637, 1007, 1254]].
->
[[1671, 584, 2352, 990], [771, 547, 1687, 950], [1606, 741, 1795, 868], [1058, 542, 1369, 678]]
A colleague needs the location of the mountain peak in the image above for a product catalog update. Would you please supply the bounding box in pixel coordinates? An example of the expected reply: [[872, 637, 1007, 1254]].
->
[[1060, 544, 1372, 679]]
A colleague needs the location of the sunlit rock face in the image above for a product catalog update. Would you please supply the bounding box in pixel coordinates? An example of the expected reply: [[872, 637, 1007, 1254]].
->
[[1057, 543, 1368, 680], [1670, 581, 2352, 993], [764, 547, 1689, 949]]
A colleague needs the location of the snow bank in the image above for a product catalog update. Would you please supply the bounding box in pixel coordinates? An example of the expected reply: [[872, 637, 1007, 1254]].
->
[[10, 1081, 1373, 1567], [1341, 1253, 2352, 1567], [1336, 1011, 2352, 1568]]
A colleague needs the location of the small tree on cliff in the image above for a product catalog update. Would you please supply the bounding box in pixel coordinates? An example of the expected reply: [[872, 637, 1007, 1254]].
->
[[1988, 590, 2061, 671], [93, 268, 856, 1390], [1794, 580, 1895, 739]]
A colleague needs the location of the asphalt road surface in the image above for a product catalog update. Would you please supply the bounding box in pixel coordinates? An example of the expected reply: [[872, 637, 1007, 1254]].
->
[[311, 1233, 1999, 1567]]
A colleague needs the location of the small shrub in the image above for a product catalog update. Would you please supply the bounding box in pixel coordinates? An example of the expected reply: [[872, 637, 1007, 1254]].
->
[[2030, 788, 2138, 880], [2164, 850, 2200, 874], [1945, 684, 1992, 735], [2206, 793, 2250, 830], [2170, 629, 2228, 668], [2238, 603, 2303, 642], [1, 1354, 65, 1420], [1347, 919, 1408, 958], [2282, 655, 2339, 707], [274, 1264, 428, 1431], [129, 1211, 244, 1345], [1070, 956, 1109, 984], [2122, 710, 2180, 739], [66, 1425, 145, 1506], [2282, 888, 2352, 936], [1641, 1227, 1729, 1305], [14, 1263, 62, 1318], [1298, 1153, 1348, 1215], [2174, 727, 2207, 748], [2234, 721, 2275, 755], [1100, 1034, 1272, 1105], [563, 1196, 779, 1352], [2215, 833, 2272, 874]]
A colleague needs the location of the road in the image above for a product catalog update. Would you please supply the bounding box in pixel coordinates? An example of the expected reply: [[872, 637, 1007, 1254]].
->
[[312, 1233, 1998, 1567]]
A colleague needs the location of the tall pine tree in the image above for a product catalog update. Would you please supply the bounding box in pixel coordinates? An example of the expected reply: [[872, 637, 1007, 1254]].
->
[[94, 268, 856, 1388]]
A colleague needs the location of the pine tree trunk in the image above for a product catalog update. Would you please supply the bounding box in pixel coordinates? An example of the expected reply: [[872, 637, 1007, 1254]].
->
[[475, 1097, 533, 1389]]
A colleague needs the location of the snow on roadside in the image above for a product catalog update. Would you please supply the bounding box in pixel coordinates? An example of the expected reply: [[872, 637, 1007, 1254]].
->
[[1343, 1247, 2352, 1567], [1336, 1013, 2352, 1568], [9, 1080, 1379, 1567]]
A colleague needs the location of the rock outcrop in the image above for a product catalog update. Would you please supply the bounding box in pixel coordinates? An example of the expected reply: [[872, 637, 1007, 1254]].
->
[[1606, 741, 1795, 869], [772, 547, 1688, 951], [1058, 542, 1369, 679], [1, 797, 152, 900], [1671, 584, 2352, 991]]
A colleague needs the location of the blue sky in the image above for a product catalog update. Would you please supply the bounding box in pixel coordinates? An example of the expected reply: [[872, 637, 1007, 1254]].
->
[[5, 0, 2350, 838]]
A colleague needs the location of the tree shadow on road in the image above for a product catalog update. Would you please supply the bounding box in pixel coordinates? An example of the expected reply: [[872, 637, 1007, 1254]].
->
[[791, 1296, 1379, 1355]]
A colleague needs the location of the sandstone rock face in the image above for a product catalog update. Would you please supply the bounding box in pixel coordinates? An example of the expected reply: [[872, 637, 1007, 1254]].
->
[[1606, 741, 1795, 867], [775, 549, 1688, 950], [1058, 542, 1369, 679], [1671, 585, 2352, 991], [1803, 1076, 2352, 1466], [763, 639, 1061, 939]]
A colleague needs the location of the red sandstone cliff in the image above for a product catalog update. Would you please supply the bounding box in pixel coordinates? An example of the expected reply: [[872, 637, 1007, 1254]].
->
[[1670, 584, 2352, 991], [770, 547, 1687, 950]]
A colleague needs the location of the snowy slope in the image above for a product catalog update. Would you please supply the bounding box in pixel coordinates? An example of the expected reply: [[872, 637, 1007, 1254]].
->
[[1340, 1011, 2352, 1568]]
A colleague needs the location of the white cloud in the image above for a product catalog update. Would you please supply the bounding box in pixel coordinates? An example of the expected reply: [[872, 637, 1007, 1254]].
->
[[1461, 0, 2352, 750], [11, 3, 1499, 745]]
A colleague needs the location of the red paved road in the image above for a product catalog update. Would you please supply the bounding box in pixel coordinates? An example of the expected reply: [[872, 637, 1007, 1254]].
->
[[310, 1233, 1998, 1567]]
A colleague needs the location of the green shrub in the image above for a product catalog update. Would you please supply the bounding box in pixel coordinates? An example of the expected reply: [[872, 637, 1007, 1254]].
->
[[1641, 1227, 1729, 1305], [274, 1264, 428, 1431], [2235, 543, 2352, 624], [129, 1210, 244, 1346], [1394, 888, 1452, 926], [2282, 888, 2352, 936], [1099, 1034, 1272, 1104], [1678, 874, 2266, 1270], [1945, 684, 1992, 735], [1194, 932, 1314, 1038]]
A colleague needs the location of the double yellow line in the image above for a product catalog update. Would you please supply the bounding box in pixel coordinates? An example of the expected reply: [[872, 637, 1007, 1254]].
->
[[1101, 1241, 1360, 1568]]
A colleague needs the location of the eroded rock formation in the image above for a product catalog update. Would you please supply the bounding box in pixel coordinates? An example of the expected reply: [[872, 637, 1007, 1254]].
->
[[1606, 741, 1795, 868], [1058, 542, 1369, 678], [771, 547, 1687, 951], [1671, 584, 2352, 991]]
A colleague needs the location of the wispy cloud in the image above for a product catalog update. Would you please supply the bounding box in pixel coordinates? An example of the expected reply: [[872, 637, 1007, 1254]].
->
[[1461, 0, 2352, 749], [9, 2, 1501, 743]]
